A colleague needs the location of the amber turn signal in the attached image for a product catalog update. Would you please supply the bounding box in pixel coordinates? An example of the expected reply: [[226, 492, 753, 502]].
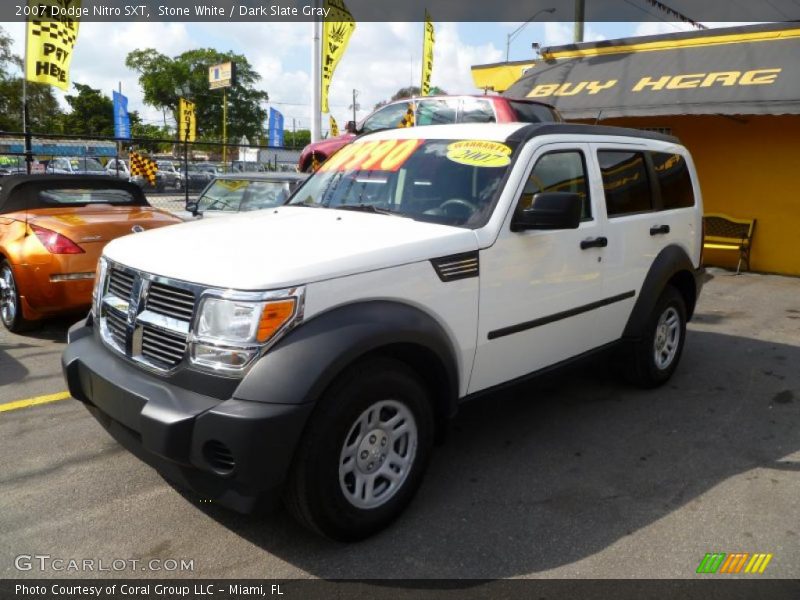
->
[[257, 299, 296, 343]]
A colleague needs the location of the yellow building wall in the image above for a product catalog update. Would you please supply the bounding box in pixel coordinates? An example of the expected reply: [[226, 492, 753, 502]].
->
[[592, 115, 800, 275]]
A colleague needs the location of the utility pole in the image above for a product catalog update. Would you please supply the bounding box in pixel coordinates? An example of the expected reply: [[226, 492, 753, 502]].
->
[[351, 89, 359, 124], [574, 0, 585, 43]]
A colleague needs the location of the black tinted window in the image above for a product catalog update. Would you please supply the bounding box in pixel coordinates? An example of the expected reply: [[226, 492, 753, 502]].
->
[[598, 151, 653, 216], [521, 151, 591, 219], [507, 101, 562, 123], [651, 152, 694, 210]]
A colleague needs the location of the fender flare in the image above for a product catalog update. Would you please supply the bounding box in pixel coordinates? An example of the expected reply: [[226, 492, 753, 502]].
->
[[233, 300, 460, 418], [623, 244, 697, 340]]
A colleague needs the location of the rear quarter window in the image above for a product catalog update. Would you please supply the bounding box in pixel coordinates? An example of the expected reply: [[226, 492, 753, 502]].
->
[[598, 151, 653, 217], [507, 101, 562, 123], [651, 152, 695, 210]]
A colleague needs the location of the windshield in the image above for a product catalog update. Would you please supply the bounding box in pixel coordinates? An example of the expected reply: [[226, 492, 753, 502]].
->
[[288, 138, 515, 227], [197, 179, 294, 213], [71, 158, 105, 171]]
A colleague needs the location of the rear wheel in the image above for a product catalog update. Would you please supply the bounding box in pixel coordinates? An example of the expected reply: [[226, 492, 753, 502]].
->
[[626, 285, 687, 388], [0, 260, 36, 333], [284, 357, 434, 541]]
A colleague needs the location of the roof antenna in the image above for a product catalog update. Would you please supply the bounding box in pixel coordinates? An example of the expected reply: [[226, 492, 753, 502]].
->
[[594, 109, 603, 124]]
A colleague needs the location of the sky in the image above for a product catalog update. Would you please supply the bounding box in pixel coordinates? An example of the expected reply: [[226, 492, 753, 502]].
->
[[0, 19, 748, 137]]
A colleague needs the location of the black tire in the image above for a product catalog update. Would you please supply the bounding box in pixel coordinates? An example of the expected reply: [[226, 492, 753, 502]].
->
[[0, 260, 37, 333], [626, 285, 687, 388], [284, 357, 434, 542]]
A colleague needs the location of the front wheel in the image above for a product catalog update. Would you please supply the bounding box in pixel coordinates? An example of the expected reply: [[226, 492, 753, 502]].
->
[[626, 285, 687, 388], [284, 358, 434, 541]]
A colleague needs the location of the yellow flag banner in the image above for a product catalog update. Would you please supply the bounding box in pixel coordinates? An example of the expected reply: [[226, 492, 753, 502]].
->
[[321, 0, 356, 113], [25, 0, 81, 91], [178, 98, 196, 142], [329, 115, 339, 137], [421, 10, 435, 96]]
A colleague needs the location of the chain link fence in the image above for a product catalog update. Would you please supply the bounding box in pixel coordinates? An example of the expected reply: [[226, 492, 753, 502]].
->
[[0, 131, 302, 212]]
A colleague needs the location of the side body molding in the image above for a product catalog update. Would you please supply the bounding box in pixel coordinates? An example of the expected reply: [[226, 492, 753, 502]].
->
[[623, 244, 697, 340], [233, 301, 461, 415]]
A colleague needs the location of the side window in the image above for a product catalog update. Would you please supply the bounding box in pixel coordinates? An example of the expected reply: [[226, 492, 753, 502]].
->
[[519, 151, 591, 220], [416, 98, 457, 125], [459, 98, 496, 123], [598, 151, 653, 216], [361, 103, 413, 133], [651, 152, 695, 210]]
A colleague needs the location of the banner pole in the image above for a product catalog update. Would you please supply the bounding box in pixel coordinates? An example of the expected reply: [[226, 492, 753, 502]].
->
[[116, 82, 122, 178], [222, 87, 228, 172], [311, 12, 322, 143], [23, 24, 32, 174]]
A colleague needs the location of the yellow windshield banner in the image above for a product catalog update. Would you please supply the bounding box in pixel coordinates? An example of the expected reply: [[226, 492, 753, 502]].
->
[[321, 0, 356, 113], [179, 98, 196, 142], [318, 139, 424, 173], [25, 1, 81, 91], [446, 141, 512, 167], [421, 10, 435, 96]]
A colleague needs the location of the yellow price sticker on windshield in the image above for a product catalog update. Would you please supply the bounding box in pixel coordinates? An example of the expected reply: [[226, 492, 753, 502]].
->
[[215, 180, 250, 191], [446, 141, 512, 168]]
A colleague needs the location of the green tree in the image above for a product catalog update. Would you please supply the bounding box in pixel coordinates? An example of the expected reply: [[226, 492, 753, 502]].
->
[[125, 48, 268, 142], [284, 129, 310, 148], [373, 85, 447, 109], [128, 111, 172, 140], [0, 26, 63, 133], [62, 83, 115, 136]]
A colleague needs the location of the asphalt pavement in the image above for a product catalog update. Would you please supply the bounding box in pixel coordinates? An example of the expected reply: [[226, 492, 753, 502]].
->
[[1, 269, 798, 579]]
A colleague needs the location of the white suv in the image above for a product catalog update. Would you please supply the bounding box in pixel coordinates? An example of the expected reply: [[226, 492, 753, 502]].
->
[[63, 122, 704, 541]]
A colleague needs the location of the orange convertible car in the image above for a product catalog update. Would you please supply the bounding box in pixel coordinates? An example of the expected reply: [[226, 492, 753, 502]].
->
[[0, 175, 182, 332]]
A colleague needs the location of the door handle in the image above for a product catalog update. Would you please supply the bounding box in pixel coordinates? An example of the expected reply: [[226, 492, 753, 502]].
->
[[580, 236, 608, 250], [650, 224, 670, 236]]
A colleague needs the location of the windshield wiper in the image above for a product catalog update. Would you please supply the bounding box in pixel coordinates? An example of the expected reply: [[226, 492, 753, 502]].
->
[[333, 204, 400, 216]]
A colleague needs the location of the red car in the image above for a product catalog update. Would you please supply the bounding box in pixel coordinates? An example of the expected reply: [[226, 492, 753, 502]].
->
[[298, 95, 562, 172]]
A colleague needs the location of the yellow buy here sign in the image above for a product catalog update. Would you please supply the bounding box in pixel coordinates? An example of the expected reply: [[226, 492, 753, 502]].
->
[[25, 1, 81, 91]]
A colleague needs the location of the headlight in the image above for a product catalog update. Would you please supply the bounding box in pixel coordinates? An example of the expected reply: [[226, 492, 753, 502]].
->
[[91, 257, 108, 317], [190, 288, 302, 373]]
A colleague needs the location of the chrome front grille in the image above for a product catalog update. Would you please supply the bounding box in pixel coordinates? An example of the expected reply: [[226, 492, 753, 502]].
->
[[98, 262, 199, 373], [141, 325, 188, 367], [105, 308, 127, 348], [108, 268, 134, 299], [146, 282, 195, 321]]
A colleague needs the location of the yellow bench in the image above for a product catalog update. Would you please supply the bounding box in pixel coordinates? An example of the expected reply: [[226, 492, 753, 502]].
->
[[703, 213, 756, 274]]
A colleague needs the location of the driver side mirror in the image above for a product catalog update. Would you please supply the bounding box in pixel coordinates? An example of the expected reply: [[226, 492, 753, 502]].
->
[[511, 192, 582, 232], [345, 120, 357, 134]]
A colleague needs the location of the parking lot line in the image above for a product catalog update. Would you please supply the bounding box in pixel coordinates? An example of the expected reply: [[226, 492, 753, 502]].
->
[[0, 391, 72, 413]]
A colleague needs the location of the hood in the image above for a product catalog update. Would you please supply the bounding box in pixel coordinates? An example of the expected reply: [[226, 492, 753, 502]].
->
[[103, 206, 478, 290]]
